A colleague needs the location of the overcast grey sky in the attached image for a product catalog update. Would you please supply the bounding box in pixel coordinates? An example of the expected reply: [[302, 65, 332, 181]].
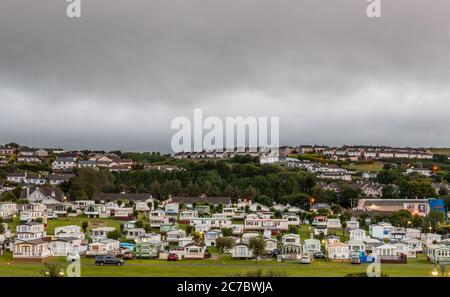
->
[[0, 0, 449, 152]]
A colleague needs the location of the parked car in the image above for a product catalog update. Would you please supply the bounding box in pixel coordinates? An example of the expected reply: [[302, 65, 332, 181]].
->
[[67, 252, 80, 262], [122, 251, 135, 260], [270, 249, 280, 257], [204, 252, 211, 259], [95, 255, 124, 266], [167, 253, 179, 261], [313, 251, 326, 259], [351, 256, 361, 264], [300, 255, 312, 264]]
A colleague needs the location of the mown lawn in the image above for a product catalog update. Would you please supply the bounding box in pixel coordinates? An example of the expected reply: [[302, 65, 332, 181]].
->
[[0, 252, 437, 277], [342, 162, 384, 172]]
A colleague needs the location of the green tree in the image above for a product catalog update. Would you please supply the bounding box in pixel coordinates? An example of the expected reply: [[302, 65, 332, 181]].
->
[[40, 262, 65, 277], [215, 237, 235, 254], [248, 236, 266, 261], [221, 227, 233, 237], [81, 221, 89, 233], [107, 229, 122, 240]]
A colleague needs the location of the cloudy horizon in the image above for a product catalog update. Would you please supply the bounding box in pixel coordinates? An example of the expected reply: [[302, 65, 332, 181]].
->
[[1, 0, 450, 153]]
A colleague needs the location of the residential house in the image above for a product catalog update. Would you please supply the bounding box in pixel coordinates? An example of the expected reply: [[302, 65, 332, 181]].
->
[[125, 228, 146, 240], [16, 222, 46, 241], [184, 243, 206, 259], [303, 239, 321, 254], [84, 204, 107, 218], [180, 210, 199, 223], [282, 234, 301, 246], [166, 229, 188, 244], [349, 229, 366, 241], [327, 242, 350, 261], [204, 230, 222, 247], [19, 203, 47, 223], [13, 239, 51, 260], [346, 219, 360, 230], [244, 217, 289, 232], [264, 238, 278, 253], [52, 157, 77, 171], [190, 217, 232, 232], [90, 227, 116, 242], [406, 167, 432, 177], [426, 244, 450, 263], [49, 237, 86, 256], [403, 238, 423, 253], [54, 225, 84, 240], [48, 174, 75, 186], [135, 241, 165, 258], [21, 186, 64, 205], [86, 239, 120, 257], [326, 218, 342, 229], [369, 222, 395, 239], [283, 214, 300, 226], [241, 232, 259, 243], [348, 240, 366, 253], [232, 243, 253, 259]]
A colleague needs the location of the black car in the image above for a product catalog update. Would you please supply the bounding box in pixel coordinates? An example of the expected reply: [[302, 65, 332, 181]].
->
[[313, 251, 326, 259], [95, 255, 124, 266]]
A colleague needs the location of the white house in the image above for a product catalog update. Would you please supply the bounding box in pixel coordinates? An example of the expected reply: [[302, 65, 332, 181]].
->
[[90, 227, 116, 242], [19, 203, 48, 223], [248, 202, 270, 212], [326, 218, 342, 229], [232, 243, 253, 259], [405, 228, 421, 239], [16, 222, 46, 241], [405, 167, 432, 177], [204, 230, 223, 247], [348, 240, 365, 253], [125, 228, 146, 240], [13, 239, 51, 260], [327, 242, 350, 260], [241, 232, 259, 244], [164, 202, 179, 213], [421, 233, 442, 245], [244, 218, 289, 232], [180, 210, 199, 223], [49, 237, 87, 256], [264, 238, 278, 253], [184, 243, 206, 259], [166, 229, 187, 243], [349, 229, 366, 241], [375, 244, 400, 259], [54, 225, 84, 240], [403, 238, 423, 253], [283, 215, 300, 226], [86, 239, 120, 256], [22, 187, 64, 205], [189, 217, 232, 232], [369, 222, 394, 239], [346, 219, 360, 230], [52, 157, 77, 171], [303, 239, 321, 254], [426, 244, 450, 263], [84, 204, 107, 218], [282, 234, 300, 246]]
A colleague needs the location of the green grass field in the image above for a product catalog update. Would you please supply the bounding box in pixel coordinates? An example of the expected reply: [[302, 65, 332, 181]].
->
[[0, 252, 438, 277], [342, 162, 384, 172], [430, 148, 450, 155]]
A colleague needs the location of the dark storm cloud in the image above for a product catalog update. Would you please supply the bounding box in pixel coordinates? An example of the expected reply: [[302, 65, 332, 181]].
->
[[0, 0, 450, 151]]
